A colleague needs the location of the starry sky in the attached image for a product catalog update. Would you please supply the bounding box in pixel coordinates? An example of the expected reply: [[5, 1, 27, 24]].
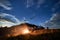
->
[[0, 0, 60, 29]]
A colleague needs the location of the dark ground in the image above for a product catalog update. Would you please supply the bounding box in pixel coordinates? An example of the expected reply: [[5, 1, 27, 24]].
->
[[6, 30, 60, 40]]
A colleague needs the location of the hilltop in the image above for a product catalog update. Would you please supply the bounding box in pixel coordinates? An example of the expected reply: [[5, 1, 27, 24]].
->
[[0, 23, 60, 40]]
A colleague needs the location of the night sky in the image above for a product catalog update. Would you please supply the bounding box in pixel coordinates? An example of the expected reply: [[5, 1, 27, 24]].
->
[[0, 0, 60, 29]]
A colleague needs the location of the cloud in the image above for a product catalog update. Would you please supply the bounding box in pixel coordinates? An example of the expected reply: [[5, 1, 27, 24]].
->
[[20, 17, 29, 23], [25, 0, 45, 8], [51, 0, 60, 12], [25, 0, 34, 8], [0, 0, 12, 10], [37, 0, 45, 8], [0, 13, 20, 27], [0, 20, 16, 27], [43, 13, 60, 29]]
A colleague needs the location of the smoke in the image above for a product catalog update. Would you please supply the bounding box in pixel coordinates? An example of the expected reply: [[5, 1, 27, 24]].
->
[[0, 0, 12, 10]]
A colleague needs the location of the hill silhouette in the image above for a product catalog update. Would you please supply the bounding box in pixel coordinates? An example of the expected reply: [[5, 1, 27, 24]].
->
[[0, 23, 60, 40]]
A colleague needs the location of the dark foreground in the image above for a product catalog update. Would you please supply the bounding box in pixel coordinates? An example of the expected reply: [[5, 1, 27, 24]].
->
[[1, 29, 60, 40]]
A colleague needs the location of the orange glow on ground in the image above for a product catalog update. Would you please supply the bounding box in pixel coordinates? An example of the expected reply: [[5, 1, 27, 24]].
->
[[22, 29, 30, 34]]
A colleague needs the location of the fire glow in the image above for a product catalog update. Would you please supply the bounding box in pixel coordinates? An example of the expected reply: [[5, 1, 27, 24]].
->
[[22, 27, 30, 34], [22, 28, 30, 34], [1, 25, 32, 38]]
